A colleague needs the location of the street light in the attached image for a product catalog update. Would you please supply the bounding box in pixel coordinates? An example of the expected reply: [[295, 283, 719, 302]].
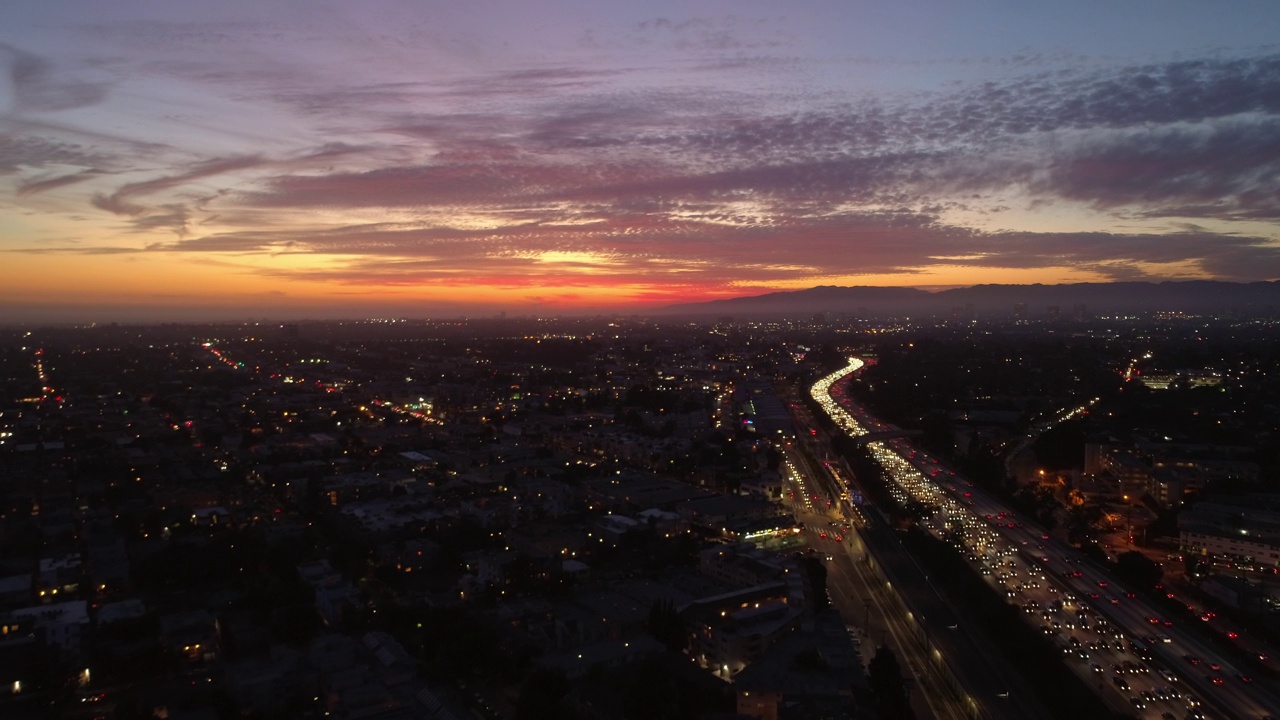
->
[[1123, 494, 1133, 546]]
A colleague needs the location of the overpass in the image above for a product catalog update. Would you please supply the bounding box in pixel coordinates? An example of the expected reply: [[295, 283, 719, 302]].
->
[[851, 429, 923, 447]]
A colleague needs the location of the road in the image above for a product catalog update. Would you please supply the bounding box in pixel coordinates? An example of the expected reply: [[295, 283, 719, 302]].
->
[[783, 433, 1052, 715], [810, 358, 1280, 720]]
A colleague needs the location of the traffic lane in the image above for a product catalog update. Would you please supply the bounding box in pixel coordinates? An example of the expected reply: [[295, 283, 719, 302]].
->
[[818, 363, 1260, 717], [899, 445, 1280, 720], [823, 536, 968, 720], [854, 515, 1054, 719]]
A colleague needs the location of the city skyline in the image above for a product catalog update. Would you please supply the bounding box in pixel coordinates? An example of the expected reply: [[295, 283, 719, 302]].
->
[[3, 0, 1280, 323]]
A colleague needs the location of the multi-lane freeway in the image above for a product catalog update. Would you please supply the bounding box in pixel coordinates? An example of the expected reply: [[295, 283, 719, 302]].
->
[[810, 358, 1280, 720]]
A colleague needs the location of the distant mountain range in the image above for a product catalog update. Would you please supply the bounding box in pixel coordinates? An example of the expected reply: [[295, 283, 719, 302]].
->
[[657, 281, 1280, 319]]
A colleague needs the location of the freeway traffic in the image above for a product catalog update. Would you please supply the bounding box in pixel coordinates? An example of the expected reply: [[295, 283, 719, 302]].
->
[[811, 358, 1280, 720]]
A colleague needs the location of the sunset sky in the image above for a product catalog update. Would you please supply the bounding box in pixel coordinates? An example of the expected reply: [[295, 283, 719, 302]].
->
[[3, 1, 1280, 322]]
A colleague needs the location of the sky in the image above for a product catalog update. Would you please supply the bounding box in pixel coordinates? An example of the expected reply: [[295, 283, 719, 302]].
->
[[2, 0, 1280, 322]]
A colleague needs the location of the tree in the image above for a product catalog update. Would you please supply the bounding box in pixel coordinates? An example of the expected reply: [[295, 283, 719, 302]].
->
[[1183, 553, 1202, 577], [1066, 504, 1103, 545], [420, 607, 500, 678], [1146, 507, 1180, 539], [515, 668, 570, 720], [868, 645, 914, 719], [1115, 550, 1162, 590], [920, 412, 953, 455], [764, 445, 783, 471], [1080, 541, 1109, 564], [1032, 420, 1087, 471], [647, 599, 686, 652], [799, 556, 830, 611], [1013, 483, 1059, 530]]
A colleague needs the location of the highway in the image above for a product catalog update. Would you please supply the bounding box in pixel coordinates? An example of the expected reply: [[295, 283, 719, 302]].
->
[[784, 391, 1054, 718], [783, 441, 974, 719], [810, 358, 1280, 720]]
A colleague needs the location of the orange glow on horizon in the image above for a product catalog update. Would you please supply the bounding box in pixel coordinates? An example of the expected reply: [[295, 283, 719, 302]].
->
[[0, 245, 1222, 322]]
